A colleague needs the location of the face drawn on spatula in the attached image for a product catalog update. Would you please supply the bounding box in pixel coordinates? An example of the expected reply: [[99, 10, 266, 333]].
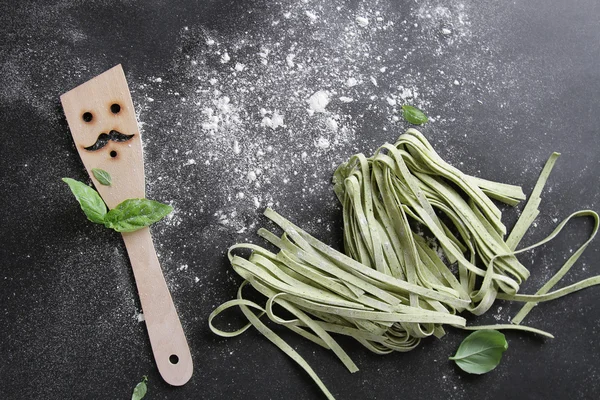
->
[[60, 64, 144, 209]]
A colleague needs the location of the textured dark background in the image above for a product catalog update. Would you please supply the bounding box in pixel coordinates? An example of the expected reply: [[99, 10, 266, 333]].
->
[[1, 0, 599, 399]]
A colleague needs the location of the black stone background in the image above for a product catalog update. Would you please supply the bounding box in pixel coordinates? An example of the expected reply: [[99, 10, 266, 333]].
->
[[1, 0, 599, 399]]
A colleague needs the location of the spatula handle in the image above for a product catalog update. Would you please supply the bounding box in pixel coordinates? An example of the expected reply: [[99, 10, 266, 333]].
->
[[121, 227, 193, 386]]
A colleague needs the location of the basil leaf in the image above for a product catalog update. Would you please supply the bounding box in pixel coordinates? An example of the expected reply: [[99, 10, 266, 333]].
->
[[104, 198, 173, 232], [449, 330, 508, 374], [131, 376, 148, 400], [402, 105, 428, 125], [91, 168, 112, 186], [62, 178, 107, 224]]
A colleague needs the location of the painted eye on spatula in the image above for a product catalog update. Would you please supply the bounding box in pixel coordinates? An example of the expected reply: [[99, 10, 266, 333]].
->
[[60, 64, 193, 386]]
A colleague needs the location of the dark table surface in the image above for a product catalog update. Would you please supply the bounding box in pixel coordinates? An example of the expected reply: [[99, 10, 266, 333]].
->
[[1, 0, 599, 399]]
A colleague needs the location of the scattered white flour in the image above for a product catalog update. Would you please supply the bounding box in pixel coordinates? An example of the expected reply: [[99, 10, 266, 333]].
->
[[305, 11, 318, 22], [261, 111, 285, 129], [356, 17, 369, 27], [137, 0, 488, 244], [135, 0, 550, 257], [232, 140, 241, 154], [308, 90, 330, 114], [325, 118, 339, 132], [398, 87, 415, 100], [493, 306, 503, 321], [286, 54, 296, 68], [133, 311, 145, 323], [315, 137, 331, 149]]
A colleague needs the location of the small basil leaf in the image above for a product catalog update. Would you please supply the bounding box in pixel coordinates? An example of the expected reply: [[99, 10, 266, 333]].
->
[[62, 178, 107, 224], [91, 168, 112, 186], [449, 330, 508, 374], [104, 198, 173, 232], [131, 376, 148, 400], [402, 105, 429, 125]]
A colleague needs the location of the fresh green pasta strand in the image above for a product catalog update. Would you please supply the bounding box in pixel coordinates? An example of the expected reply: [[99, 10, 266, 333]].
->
[[265, 294, 359, 373], [469, 176, 527, 204], [208, 298, 263, 338], [497, 275, 600, 303], [413, 235, 466, 299], [310, 320, 395, 343], [209, 282, 337, 400], [510, 210, 599, 324], [462, 324, 554, 338], [506, 152, 560, 251]]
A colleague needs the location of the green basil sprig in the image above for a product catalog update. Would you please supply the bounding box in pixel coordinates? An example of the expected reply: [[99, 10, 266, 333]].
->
[[62, 178, 172, 232], [91, 168, 112, 186], [402, 105, 428, 125], [449, 330, 508, 374], [62, 178, 107, 224], [131, 375, 148, 400], [104, 198, 173, 232]]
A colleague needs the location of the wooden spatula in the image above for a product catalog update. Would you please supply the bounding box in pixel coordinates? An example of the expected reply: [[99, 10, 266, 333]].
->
[[60, 64, 193, 386]]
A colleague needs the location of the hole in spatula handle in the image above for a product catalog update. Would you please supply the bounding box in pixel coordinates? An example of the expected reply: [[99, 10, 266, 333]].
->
[[169, 354, 179, 365]]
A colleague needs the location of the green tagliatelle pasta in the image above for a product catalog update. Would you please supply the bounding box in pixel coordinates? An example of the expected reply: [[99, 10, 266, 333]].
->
[[209, 128, 599, 399]]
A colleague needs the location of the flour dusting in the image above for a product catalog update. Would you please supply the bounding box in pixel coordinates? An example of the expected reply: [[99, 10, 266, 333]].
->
[[134, 0, 549, 277]]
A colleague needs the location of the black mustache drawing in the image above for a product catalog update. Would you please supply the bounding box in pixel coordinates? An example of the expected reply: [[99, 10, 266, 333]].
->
[[84, 130, 134, 151]]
